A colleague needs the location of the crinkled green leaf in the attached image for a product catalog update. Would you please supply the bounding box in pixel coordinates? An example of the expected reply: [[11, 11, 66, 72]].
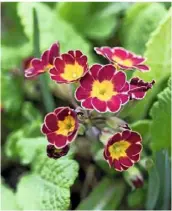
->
[[1, 181, 20, 210], [76, 177, 126, 210], [121, 3, 167, 54], [16, 155, 79, 210], [17, 2, 92, 62], [150, 81, 171, 152], [129, 8, 171, 120]]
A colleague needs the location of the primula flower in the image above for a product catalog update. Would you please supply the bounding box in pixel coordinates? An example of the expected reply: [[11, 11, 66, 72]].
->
[[94, 47, 149, 72], [75, 64, 130, 113], [104, 130, 142, 171], [25, 42, 60, 78], [49, 50, 88, 83], [129, 77, 155, 100], [41, 107, 79, 148], [47, 144, 69, 159]]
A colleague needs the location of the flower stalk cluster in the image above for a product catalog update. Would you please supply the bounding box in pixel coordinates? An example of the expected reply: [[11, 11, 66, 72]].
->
[[25, 42, 155, 172]]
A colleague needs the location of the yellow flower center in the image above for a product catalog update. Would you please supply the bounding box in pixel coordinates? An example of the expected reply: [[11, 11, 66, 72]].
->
[[61, 62, 84, 81], [108, 140, 131, 160], [91, 80, 117, 101], [113, 56, 133, 67], [40, 64, 53, 73], [56, 115, 75, 136]]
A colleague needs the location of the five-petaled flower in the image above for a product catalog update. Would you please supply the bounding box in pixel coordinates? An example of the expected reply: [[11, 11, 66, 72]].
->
[[49, 50, 88, 83], [47, 144, 69, 159], [41, 107, 79, 148], [94, 47, 150, 72], [75, 64, 130, 113], [25, 42, 60, 78], [129, 77, 155, 100], [104, 130, 142, 171]]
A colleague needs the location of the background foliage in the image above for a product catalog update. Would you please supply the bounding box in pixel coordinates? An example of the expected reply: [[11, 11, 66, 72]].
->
[[1, 2, 171, 210]]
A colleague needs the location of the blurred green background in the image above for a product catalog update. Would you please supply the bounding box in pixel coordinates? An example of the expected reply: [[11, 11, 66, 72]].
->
[[1, 2, 171, 210]]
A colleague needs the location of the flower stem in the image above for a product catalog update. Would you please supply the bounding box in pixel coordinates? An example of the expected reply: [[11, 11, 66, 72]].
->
[[33, 8, 55, 112]]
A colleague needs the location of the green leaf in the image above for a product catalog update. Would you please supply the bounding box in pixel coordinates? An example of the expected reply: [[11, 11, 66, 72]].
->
[[57, 2, 129, 40], [145, 164, 160, 209], [17, 2, 92, 62], [127, 188, 145, 208], [150, 81, 171, 152], [1, 74, 24, 113], [129, 9, 171, 121], [16, 156, 79, 210], [121, 3, 167, 54], [1, 181, 20, 210], [5, 119, 42, 160], [155, 150, 171, 210], [76, 177, 126, 210]]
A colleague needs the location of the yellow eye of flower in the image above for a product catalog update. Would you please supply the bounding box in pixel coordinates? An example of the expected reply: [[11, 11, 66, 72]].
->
[[108, 140, 130, 160], [91, 80, 117, 101], [56, 115, 75, 136], [113, 56, 133, 67], [61, 62, 84, 81]]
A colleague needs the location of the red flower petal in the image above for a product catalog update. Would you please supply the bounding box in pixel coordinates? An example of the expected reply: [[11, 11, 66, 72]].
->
[[68, 130, 78, 142], [41, 50, 49, 65], [130, 154, 140, 162], [132, 57, 145, 65], [54, 107, 64, 115], [50, 75, 67, 83], [32, 59, 44, 70], [121, 130, 131, 140], [119, 156, 133, 167], [80, 73, 94, 90], [81, 98, 94, 110], [62, 53, 74, 64], [48, 42, 60, 64], [75, 86, 90, 100], [118, 94, 129, 105], [112, 71, 126, 92], [94, 47, 113, 59], [107, 132, 122, 146], [134, 64, 150, 71], [98, 64, 115, 82], [25, 67, 39, 78], [126, 144, 142, 157], [54, 58, 65, 72], [90, 64, 102, 79], [126, 131, 142, 144], [77, 55, 87, 66], [107, 95, 121, 113], [45, 112, 58, 131], [120, 82, 130, 92], [114, 47, 128, 60], [41, 124, 51, 134], [47, 133, 67, 148], [57, 107, 71, 121], [113, 159, 123, 171], [92, 98, 107, 112]]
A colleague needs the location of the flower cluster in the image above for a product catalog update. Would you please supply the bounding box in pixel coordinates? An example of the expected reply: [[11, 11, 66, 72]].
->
[[25, 42, 155, 171]]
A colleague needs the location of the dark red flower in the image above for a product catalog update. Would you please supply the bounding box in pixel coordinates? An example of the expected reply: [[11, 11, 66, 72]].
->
[[129, 77, 155, 100], [25, 42, 60, 78], [23, 56, 34, 70], [94, 47, 150, 72], [49, 50, 88, 83], [75, 64, 130, 113], [41, 107, 79, 148], [47, 144, 69, 159], [104, 130, 142, 171]]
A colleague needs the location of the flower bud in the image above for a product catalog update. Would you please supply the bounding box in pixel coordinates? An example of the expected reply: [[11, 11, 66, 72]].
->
[[124, 166, 144, 189], [47, 144, 69, 159]]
